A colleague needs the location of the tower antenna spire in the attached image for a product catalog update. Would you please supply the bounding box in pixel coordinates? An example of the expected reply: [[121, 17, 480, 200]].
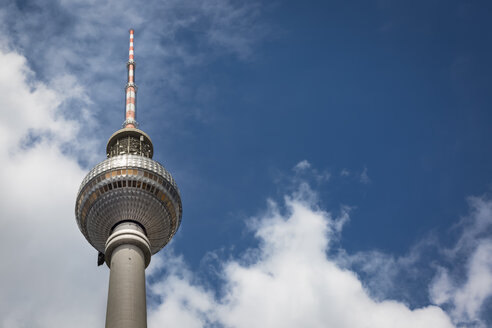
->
[[124, 29, 137, 128]]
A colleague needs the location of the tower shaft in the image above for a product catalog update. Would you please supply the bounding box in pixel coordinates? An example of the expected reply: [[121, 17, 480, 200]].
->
[[105, 222, 151, 328]]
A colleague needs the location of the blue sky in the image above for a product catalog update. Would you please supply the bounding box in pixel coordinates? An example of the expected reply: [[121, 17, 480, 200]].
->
[[1, 0, 492, 327]]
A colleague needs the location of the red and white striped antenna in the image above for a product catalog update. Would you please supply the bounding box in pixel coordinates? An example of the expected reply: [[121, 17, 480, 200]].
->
[[124, 29, 137, 128]]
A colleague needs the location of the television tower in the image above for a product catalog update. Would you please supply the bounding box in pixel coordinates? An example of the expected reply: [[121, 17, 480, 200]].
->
[[75, 29, 182, 328]]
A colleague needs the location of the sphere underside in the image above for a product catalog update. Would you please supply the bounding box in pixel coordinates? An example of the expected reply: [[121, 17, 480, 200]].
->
[[75, 154, 182, 254]]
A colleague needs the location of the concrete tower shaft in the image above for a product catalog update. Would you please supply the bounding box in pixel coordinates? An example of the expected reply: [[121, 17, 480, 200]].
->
[[105, 222, 150, 328]]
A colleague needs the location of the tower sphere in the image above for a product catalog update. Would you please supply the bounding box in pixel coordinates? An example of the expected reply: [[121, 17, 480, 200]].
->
[[75, 150, 182, 255]]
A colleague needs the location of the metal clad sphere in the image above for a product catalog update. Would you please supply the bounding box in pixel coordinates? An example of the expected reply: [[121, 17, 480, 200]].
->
[[75, 154, 182, 254]]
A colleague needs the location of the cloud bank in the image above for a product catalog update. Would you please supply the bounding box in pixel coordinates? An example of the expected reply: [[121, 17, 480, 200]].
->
[[146, 180, 455, 328], [0, 46, 106, 327], [430, 196, 492, 327]]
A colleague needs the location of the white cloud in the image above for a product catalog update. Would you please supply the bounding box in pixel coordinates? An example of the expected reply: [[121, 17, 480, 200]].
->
[[148, 254, 215, 328], [292, 160, 330, 183], [294, 159, 311, 171], [429, 196, 492, 327], [0, 52, 74, 148], [147, 184, 454, 328], [0, 47, 106, 327]]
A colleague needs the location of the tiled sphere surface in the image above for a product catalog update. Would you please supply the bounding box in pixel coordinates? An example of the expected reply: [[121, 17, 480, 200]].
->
[[75, 154, 182, 254]]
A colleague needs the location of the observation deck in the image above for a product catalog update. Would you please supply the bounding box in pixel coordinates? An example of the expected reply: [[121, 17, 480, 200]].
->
[[75, 153, 182, 254]]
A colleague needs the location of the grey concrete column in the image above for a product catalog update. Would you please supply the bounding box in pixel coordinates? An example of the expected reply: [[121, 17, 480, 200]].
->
[[105, 222, 151, 328]]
